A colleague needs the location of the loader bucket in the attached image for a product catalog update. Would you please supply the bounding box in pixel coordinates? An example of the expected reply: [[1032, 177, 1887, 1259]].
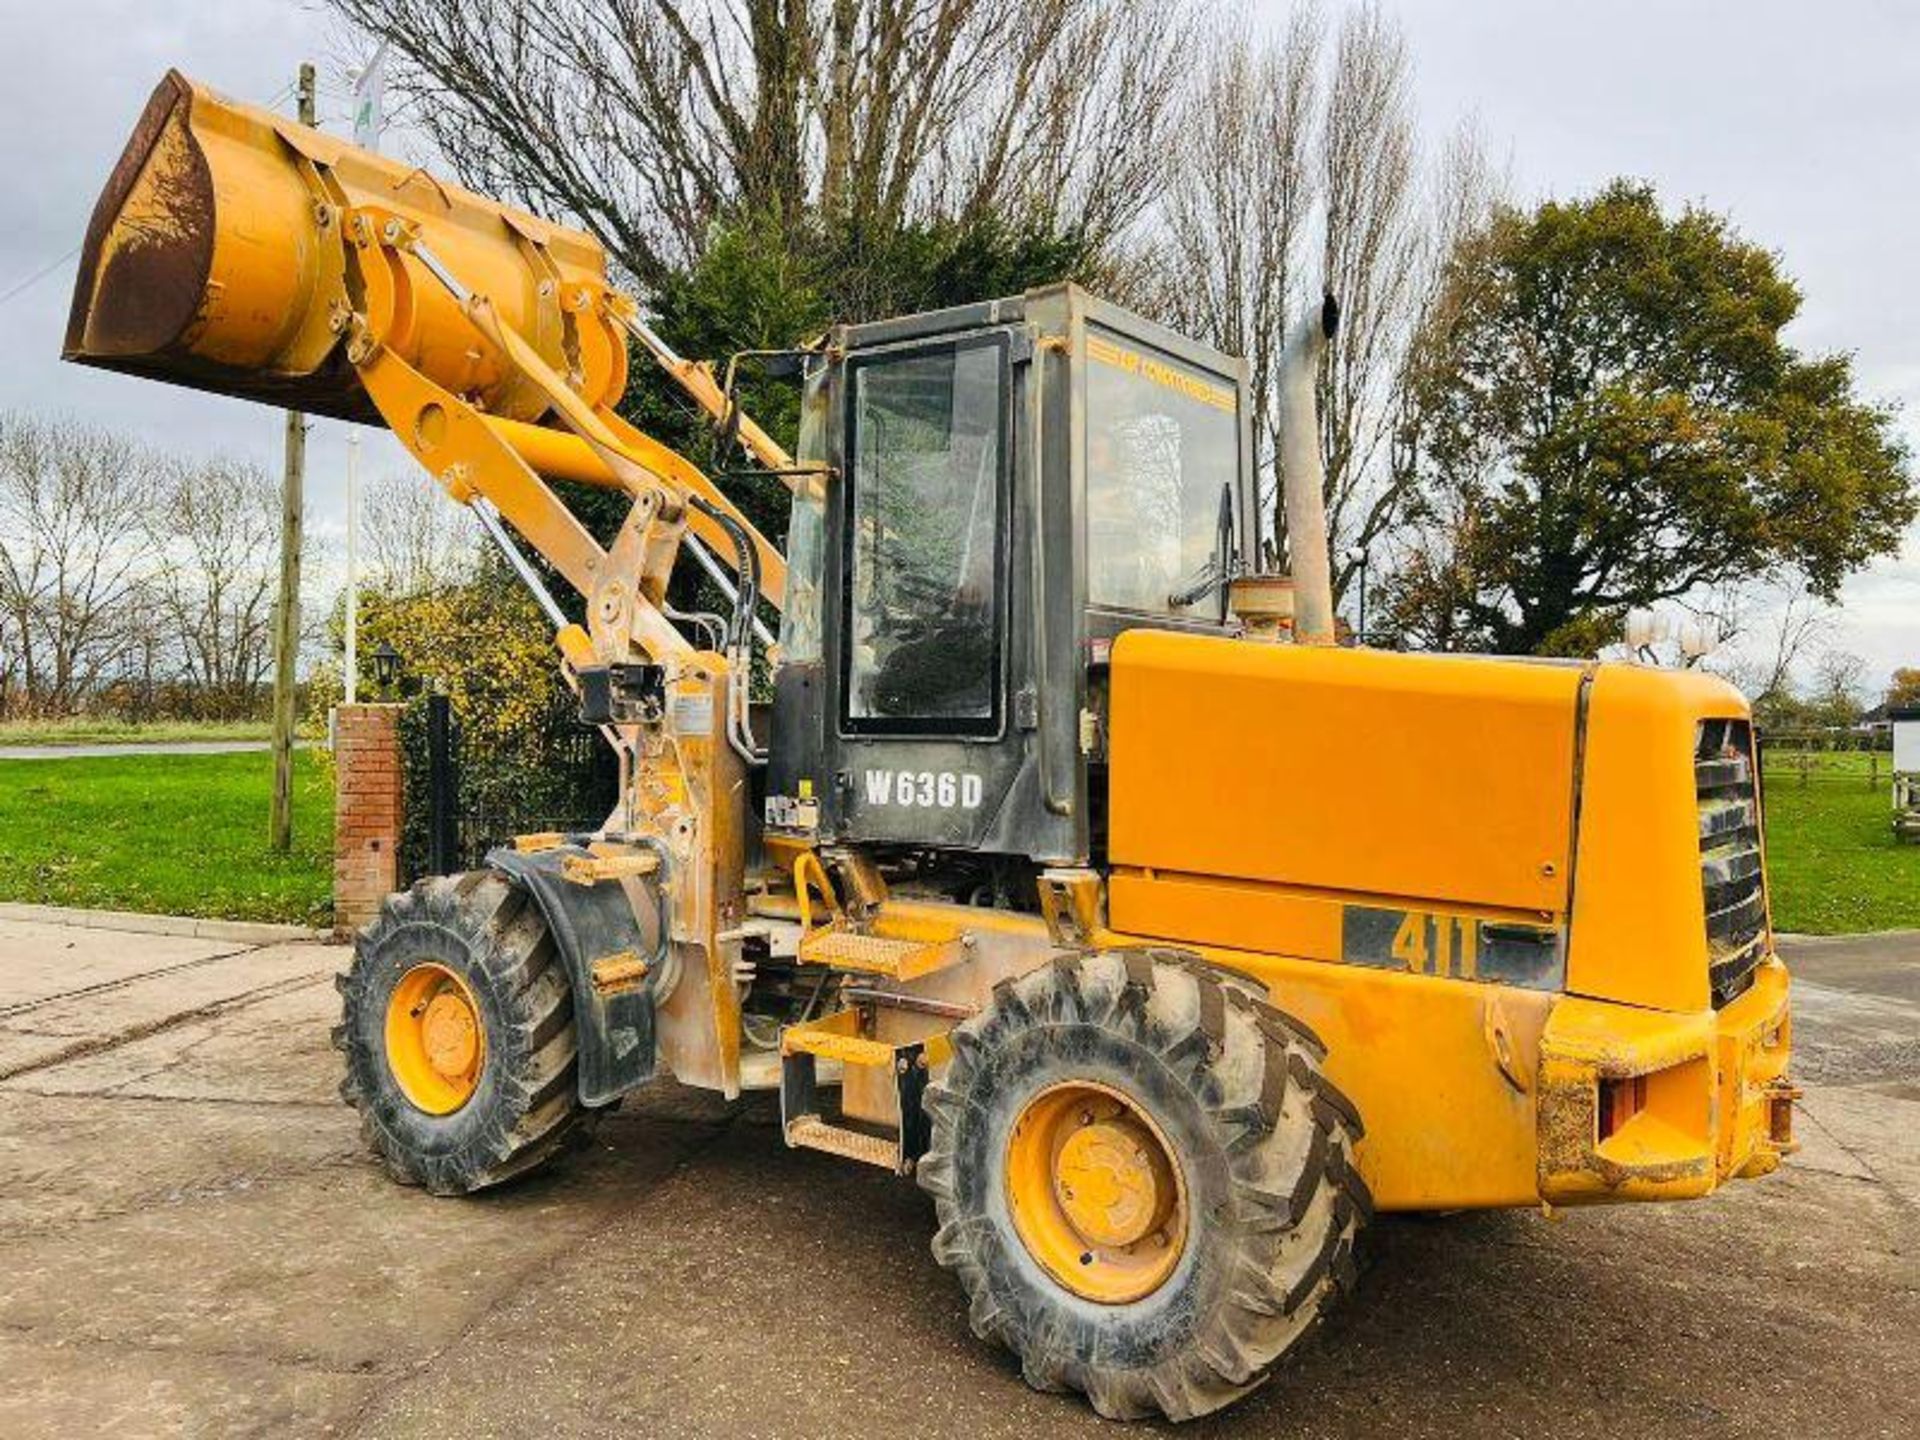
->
[[64, 70, 627, 426]]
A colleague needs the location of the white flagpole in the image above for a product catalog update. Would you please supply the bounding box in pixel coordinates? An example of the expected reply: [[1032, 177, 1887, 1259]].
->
[[344, 430, 362, 703], [344, 41, 384, 707]]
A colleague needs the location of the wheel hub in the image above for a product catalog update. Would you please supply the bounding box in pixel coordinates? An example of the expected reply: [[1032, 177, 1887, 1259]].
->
[[1054, 1118, 1172, 1248], [384, 962, 485, 1115], [1005, 1081, 1188, 1304], [421, 992, 479, 1080]]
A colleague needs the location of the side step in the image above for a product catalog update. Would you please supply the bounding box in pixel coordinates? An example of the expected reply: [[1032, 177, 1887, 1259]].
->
[[779, 1007, 948, 1174], [795, 914, 966, 980]]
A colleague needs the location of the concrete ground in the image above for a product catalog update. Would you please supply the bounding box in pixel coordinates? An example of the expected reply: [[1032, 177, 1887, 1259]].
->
[[0, 916, 1914, 1439]]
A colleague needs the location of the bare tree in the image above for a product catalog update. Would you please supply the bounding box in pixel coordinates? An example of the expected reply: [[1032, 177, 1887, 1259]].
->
[[1316, 3, 1419, 577], [361, 470, 481, 594], [0, 578, 20, 713], [0, 414, 157, 717], [325, 0, 1191, 290], [141, 457, 282, 714], [1156, 3, 1496, 588], [1710, 579, 1836, 703], [1155, 7, 1320, 564], [1320, 15, 1505, 608], [1361, 116, 1497, 576], [1811, 648, 1868, 711]]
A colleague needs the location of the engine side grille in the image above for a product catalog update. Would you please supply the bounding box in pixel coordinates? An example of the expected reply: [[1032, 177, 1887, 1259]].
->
[[1696, 718, 1767, 1006]]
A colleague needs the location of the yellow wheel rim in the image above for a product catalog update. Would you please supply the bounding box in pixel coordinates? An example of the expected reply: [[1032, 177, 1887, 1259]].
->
[[384, 962, 484, 1115], [1004, 1081, 1188, 1304]]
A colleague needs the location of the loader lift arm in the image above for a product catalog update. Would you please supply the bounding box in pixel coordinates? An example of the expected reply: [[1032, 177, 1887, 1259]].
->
[[348, 213, 788, 663], [343, 224, 757, 1091], [63, 69, 794, 658], [60, 68, 828, 1095]]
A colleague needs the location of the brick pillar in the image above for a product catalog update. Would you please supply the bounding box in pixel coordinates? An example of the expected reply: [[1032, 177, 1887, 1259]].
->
[[333, 703, 405, 940]]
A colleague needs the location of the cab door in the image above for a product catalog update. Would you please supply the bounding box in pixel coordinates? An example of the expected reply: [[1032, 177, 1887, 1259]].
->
[[828, 329, 1025, 851]]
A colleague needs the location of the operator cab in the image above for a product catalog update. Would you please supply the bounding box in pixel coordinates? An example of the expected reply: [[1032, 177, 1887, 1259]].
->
[[765, 284, 1255, 871]]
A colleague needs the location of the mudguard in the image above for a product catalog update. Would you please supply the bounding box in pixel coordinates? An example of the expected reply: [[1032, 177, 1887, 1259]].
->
[[486, 844, 664, 1107]]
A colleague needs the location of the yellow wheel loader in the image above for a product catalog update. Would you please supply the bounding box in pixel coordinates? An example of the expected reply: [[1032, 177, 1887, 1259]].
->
[[66, 73, 1797, 1422]]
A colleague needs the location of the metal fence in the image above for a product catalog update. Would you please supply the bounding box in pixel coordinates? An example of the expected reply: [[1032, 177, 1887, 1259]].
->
[[1758, 746, 1896, 793]]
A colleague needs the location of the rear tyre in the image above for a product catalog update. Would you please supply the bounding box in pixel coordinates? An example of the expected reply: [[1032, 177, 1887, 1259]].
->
[[334, 871, 592, 1195], [917, 948, 1369, 1421]]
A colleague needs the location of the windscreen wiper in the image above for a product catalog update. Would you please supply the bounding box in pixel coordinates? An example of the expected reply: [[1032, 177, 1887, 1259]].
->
[[1166, 483, 1241, 616]]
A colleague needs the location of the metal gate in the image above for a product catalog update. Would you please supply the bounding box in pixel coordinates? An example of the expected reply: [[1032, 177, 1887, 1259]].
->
[[400, 692, 620, 880]]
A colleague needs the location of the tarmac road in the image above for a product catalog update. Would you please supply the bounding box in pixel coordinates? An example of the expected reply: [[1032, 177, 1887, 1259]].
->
[[0, 741, 302, 760], [0, 913, 1913, 1438]]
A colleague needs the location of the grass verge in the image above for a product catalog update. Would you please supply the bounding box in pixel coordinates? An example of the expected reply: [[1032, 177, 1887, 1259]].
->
[[1762, 774, 1919, 934], [0, 750, 333, 926]]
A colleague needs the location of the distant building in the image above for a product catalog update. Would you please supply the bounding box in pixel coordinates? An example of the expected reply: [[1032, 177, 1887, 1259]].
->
[[1893, 707, 1920, 768], [1893, 707, 1920, 842]]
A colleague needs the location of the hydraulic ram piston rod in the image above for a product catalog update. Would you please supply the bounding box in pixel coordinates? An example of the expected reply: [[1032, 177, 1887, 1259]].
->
[[472, 498, 568, 630], [476, 496, 773, 653]]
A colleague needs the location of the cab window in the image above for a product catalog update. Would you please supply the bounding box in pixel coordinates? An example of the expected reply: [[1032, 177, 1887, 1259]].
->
[[777, 361, 832, 666], [842, 338, 1007, 734], [1085, 330, 1240, 618]]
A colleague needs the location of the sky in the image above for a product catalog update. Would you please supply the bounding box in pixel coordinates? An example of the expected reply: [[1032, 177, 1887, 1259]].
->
[[1373, 0, 1920, 686], [0, 0, 1912, 685]]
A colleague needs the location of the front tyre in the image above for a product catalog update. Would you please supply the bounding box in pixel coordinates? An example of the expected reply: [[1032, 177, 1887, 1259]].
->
[[917, 949, 1369, 1421], [334, 872, 591, 1195]]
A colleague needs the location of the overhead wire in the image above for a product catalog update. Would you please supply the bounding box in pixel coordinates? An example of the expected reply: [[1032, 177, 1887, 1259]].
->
[[0, 245, 81, 311]]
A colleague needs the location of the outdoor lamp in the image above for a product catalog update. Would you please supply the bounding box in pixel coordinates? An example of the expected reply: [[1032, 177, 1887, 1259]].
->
[[370, 640, 403, 698], [1342, 545, 1371, 645]]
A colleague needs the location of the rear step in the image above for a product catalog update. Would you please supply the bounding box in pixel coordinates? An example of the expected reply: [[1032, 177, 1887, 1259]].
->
[[784, 1116, 901, 1169], [779, 1006, 951, 1174]]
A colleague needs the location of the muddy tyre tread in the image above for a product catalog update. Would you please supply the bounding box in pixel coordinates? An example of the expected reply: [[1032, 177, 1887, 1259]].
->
[[334, 872, 594, 1195], [917, 946, 1367, 1422]]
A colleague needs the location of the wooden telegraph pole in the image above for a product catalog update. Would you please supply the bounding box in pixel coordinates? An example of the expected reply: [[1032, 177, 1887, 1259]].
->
[[269, 61, 316, 852]]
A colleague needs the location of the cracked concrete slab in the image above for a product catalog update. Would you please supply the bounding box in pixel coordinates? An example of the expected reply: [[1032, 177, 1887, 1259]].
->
[[1789, 1096, 1880, 1181], [0, 1091, 358, 1234], [0, 943, 329, 1040], [0, 917, 240, 1011], [0, 1028, 77, 1077], [1789, 979, 1920, 1087], [11, 979, 343, 1105], [1797, 1082, 1920, 1208], [0, 1137, 702, 1376]]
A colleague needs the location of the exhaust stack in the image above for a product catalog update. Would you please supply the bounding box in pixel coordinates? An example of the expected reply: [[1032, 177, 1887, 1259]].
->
[[1277, 294, 1339, 646]]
